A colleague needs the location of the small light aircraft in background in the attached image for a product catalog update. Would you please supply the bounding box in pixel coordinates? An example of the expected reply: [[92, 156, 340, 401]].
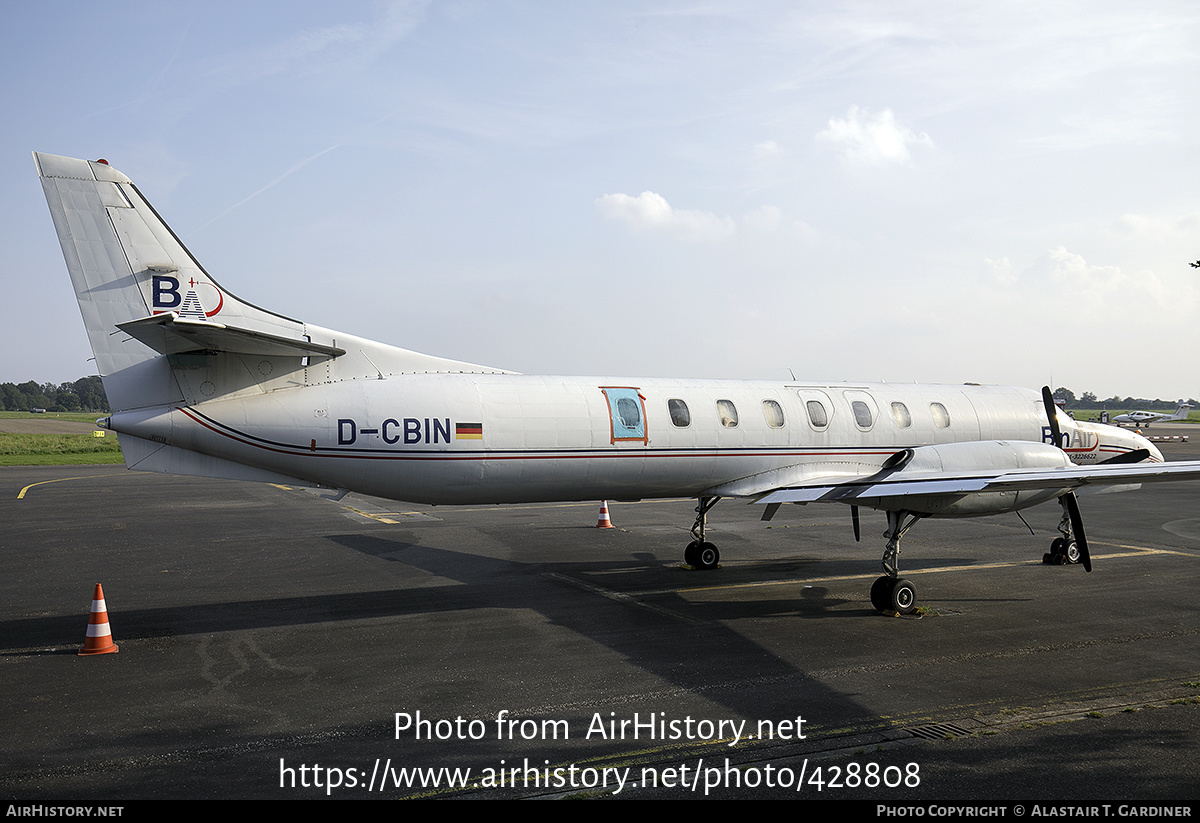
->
[[34, 152, 1200, 615], [1111, 405, 1191, 428]]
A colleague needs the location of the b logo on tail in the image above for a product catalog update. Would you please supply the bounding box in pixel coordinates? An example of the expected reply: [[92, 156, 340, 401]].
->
[[150, 274, 224, 317]]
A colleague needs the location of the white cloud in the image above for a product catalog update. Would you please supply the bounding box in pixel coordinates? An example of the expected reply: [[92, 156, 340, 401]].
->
[[816, 106, 932, 166], [1114, 211, 1200, 242], [595, 193, 830, 248], [1000, 246, 1192, 322], [984, 256, 1017, 286], [741, 204, 783, 232], [753, 140, 782, 158], [595, 191, 736, 241], [595, 192, 831, 247]]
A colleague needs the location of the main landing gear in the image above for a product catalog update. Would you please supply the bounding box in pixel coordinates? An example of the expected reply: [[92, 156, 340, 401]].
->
[[869, 510, 925, 615], [683, 496, 720, 569]]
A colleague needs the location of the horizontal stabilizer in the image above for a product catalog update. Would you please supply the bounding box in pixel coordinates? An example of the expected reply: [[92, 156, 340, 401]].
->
[[117, 312, 346, 358]]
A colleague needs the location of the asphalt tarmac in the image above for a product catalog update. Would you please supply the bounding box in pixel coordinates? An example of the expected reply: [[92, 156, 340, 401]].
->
[[2, 428, 1198, 800]]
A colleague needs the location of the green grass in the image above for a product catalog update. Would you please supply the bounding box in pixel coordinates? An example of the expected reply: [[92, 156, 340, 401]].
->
[[0, 411, 107, 422], [0, 432, 123, 465]]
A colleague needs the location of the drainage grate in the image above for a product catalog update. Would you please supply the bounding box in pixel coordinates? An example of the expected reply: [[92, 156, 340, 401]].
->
[[906, 723, 972, 740]]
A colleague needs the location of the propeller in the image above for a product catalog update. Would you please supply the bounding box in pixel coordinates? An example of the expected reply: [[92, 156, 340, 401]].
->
[[1041, 386, 1064, 448], [1099, 448, 1150, 465], [1063, 492, 1091, 573], [1042, 386, 1092, 572]]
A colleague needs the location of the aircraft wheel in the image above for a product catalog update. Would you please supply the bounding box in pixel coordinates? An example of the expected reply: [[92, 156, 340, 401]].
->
[[870, 576, 892, 612], [1064, 541, 1081, 565], [889, 578, 917, 614], [683, 541, 700, 567], [695, 541, 720, 569]]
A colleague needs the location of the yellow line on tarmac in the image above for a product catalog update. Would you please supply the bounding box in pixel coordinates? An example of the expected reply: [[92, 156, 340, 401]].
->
[[348, 498, 692, 519], [16, 474, 120, 499], [1092, 540, 1200, 559], [669, 546, 1177, 595]]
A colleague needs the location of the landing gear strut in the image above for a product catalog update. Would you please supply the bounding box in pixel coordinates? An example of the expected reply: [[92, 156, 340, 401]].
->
[[684, 496, 720, 569], [870, 509, 924, 614]]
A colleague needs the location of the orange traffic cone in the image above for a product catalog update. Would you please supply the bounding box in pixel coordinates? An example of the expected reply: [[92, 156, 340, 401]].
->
[[596, 501, 614, 529], [79, 583, 119, 656]]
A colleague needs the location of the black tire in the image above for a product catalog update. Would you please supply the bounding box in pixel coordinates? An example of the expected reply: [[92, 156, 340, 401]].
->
[[890, 578, 917, 614], [683, 541, 700, 567], [1064, 541, 1081, 564], [696, 541, 719, 569], [870, 576, 892, 612]]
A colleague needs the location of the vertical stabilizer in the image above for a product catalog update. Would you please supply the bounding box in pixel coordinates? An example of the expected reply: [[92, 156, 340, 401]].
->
[[36, 152, 511, 417], [35, 153, 181, 410], [33, 152, 318, 412]]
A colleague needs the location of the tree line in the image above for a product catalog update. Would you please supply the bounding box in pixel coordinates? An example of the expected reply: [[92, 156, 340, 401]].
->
[[0, 376, 109, 412], [0, 377, 1191, 415], [1052, 387, 1198, 411]]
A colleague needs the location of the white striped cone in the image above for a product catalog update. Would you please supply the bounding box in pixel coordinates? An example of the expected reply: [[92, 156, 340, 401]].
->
[[78, 583, 119, 656], [596, 501, 614, 529]]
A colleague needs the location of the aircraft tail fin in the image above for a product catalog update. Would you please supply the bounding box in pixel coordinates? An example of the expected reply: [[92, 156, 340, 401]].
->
[[36, 152, 514, 414], [34, 152, 342, 412]]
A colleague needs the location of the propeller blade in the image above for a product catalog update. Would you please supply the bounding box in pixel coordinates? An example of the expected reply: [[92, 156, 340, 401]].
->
[[852, 505, 861, 542], [1063, 492, 1092, 573], [1042, 386, 1063, 448], [1099, 448, 1150, 465]]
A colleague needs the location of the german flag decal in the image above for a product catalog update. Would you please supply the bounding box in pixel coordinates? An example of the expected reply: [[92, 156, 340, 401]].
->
[[455, 422, 483, 440]]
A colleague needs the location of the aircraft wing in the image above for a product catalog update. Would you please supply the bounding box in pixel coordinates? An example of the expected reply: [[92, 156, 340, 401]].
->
[[752, 459, 1200, 505]]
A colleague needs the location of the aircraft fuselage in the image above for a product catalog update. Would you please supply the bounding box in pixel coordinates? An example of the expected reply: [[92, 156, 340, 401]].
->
[[106, 376, 1151, 506]]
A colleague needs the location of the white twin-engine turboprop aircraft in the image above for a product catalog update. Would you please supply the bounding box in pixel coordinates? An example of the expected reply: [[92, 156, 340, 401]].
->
[[1112, 405, 1191, 428], [34, 152, 1200, 614]]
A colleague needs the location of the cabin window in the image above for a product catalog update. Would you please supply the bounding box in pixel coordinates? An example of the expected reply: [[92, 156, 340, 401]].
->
[[851, 400, 874, 428], [806, 400, 829, 429], [668, 399, 691, 428], [616, 397, 641, 429], [717, 399, 739, 428], [762, 400, 785, 428], [930, 402, 951, 428], [890, 402, 912, 428]]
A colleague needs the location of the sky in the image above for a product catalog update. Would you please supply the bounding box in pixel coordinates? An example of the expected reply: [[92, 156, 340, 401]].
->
[[2, 1, 1198, 400]]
